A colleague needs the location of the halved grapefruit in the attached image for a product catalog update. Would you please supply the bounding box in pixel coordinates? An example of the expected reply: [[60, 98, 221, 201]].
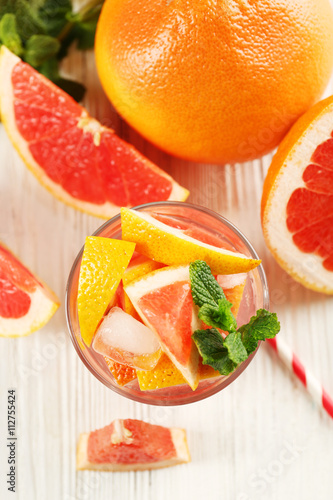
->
[[0, 242, 59, 337], [121, 208, 261, 274], [124, 265, 201, 390], [76, 419, 190, 471], [0, 47, 189, 218], [262, 95, 333, 294]]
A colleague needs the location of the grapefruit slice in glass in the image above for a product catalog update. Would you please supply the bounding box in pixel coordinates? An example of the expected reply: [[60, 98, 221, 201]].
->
[[0, 242, 59, 337], [0, 47, 189, 218], [262, 95, 333, 294], [121, 208, 261, 274], [124, 265, 201, 390], [77, 237, 135, 347], [76, 419, 190, 471], [136, 272, 247, 390]]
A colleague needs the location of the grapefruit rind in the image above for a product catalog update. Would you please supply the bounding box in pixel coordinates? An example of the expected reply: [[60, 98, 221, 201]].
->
[[78, 237, 135, 347], [261, 95, 333, 294], [76, 420, 190, 471], [0, 242, 59, 337], [136, 353, 186, 390], [124, 265, 200, 390], [121, 208, 261, 274], [121, 257, 164, 319], [0, 47, 189, 219]]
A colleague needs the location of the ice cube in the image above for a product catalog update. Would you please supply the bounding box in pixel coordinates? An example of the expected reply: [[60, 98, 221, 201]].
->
[[92, 307, 161, 370]]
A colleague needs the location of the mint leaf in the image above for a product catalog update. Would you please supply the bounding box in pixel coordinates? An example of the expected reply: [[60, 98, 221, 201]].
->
[[0, 13, 23, 56], [38, 0, 71, 37], [0, 0, 18, 18], [192, 309, 280, 377], [189, 260, 225, 307], [192, 329, 236, 376], [15, 0, 46, 40], [198, 299, 237, 332], [25, 34, 60, 67], [238, 309, 280, 355], [224, 331, 248, 364], [189, 260, 237, 332]]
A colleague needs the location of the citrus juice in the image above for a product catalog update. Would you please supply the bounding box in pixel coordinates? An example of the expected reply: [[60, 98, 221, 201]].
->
[[66, 202, 269, 406]]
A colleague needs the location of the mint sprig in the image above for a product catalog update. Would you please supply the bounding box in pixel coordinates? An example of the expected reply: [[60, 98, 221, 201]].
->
[[189, 260, 237, 333], [190, 260, 280, 376], [0, 0, 105, 101]]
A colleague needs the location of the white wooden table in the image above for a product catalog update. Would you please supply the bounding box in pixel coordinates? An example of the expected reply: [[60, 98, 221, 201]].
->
[[1, 41, 332, 500]]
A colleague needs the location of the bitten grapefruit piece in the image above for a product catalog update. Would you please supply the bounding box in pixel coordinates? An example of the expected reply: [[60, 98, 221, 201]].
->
[[136, 272, 247, 389], [124, 265, 201, 390], [121, 208, 261, 274], [77, 419, 190, 471], [262, 95, 333, 294], [0, 47, 189, 219], [0, 242, 59, 337], [77, 237, 135, 346]]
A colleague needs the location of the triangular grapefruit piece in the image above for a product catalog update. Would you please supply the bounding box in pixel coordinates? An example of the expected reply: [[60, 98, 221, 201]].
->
[[136, 272, 247, 387], [76, 419, 190, 471], [124, 265, 200, 390], [0, 241, 59, 337], [0, 47, 189, 219]]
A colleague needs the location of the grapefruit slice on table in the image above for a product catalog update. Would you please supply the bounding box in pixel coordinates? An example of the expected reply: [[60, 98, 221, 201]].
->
[[77, 237, 135, 347], [135, 272, 247, 390], [262, 95, 333, 294], [76, 418, 190, 471], [0, 47, 189, 219], [121, 208, 261, 274], [124, 265, 201, 390], [0, 242, 59, 337]]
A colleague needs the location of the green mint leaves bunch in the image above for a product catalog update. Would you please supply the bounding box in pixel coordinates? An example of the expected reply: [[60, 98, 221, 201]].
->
[[0, 0, 105, 101], [189, 260, 280, 376]]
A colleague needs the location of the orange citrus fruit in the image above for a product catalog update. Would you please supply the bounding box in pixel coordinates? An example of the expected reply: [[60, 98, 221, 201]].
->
[[95, 0, 333, 164], [0, 242, 59, 337], [121, 208, 261, 274], [77, 237, 135, 346], [0, 47, 188, 218], [261, 95, 333, 294]]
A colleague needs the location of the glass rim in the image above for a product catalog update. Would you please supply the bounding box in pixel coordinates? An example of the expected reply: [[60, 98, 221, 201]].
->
[[65, 201, 270, 406]]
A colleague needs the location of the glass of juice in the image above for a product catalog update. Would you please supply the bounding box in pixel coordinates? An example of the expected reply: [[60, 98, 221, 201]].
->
[[66, 202, 269, 406]]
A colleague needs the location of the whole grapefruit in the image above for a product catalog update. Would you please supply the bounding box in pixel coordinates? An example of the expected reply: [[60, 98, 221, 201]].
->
[[95, 0, 333, 164]]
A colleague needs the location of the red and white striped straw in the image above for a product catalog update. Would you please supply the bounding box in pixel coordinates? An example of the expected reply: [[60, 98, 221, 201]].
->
[[267, 337, 333, 420]]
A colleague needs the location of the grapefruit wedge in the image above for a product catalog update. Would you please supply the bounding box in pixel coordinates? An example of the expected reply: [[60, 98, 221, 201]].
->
[[76, 419, 190, 471], [0, 242, 59, 337], [0, 47, 189, 218], [262, 95, 333, 294], [124, 265, 202, 390], [136, 272, 247, 390], [121, 208, 261, 274]]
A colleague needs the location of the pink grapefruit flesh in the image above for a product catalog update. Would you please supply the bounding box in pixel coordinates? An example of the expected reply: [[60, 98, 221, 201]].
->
[[0, 242, 59, 336], [0, 47, 189, 218], [76, 419, 190, 471]]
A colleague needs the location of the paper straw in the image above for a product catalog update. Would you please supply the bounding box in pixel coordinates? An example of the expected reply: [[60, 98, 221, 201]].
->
[[267, 337, 333, 420]]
